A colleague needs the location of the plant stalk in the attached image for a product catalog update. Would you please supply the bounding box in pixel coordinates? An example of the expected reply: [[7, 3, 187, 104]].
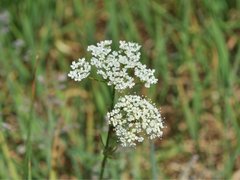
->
[[99, 87, 115, 179], [25, 55, 39, 180]]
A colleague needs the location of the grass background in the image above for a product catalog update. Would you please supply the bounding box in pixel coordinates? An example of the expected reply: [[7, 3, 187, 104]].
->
[[0, 0, 240, 179]]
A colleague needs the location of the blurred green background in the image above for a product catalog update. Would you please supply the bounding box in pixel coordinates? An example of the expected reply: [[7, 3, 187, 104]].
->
[[0, 0, 240, 179]]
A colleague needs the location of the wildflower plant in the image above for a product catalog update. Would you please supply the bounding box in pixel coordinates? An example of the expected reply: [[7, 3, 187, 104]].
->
[[68, 40, 164, 179]]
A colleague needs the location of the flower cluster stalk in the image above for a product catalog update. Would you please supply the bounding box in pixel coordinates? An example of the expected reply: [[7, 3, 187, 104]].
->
[[99, 88, 115, 179], [99, 125, 113, 179]]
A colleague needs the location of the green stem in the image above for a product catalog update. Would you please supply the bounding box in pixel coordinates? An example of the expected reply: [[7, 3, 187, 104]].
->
[[89, 76, 106, 83], [150, 142, 158, 180], [99, 87, 116, 179], [99, 125, 113, 179], [25, 56, 39, 180], [25, 97, 34, 180]]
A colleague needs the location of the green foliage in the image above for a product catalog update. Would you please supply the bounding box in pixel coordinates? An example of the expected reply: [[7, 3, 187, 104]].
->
[[0, 0, 239, 179]]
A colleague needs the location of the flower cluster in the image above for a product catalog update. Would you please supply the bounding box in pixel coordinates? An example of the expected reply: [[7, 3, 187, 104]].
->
[[68, 40, 164, 147], [88, 40, 157, 90], [68, 40, 158, 90], [107, 95, 164, 147], [68, 58, 91, 81]]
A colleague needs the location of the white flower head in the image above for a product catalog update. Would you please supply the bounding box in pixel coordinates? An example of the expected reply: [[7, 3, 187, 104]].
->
[[87, 40, 158, 90], [107, 95, 164, 147], [68, 58, 91, 81]]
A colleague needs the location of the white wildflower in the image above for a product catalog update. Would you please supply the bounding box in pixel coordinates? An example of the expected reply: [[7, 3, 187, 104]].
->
[[87, 40, 158, 90], [107, 95, 164, 147], [68, 58, 91, 81]]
